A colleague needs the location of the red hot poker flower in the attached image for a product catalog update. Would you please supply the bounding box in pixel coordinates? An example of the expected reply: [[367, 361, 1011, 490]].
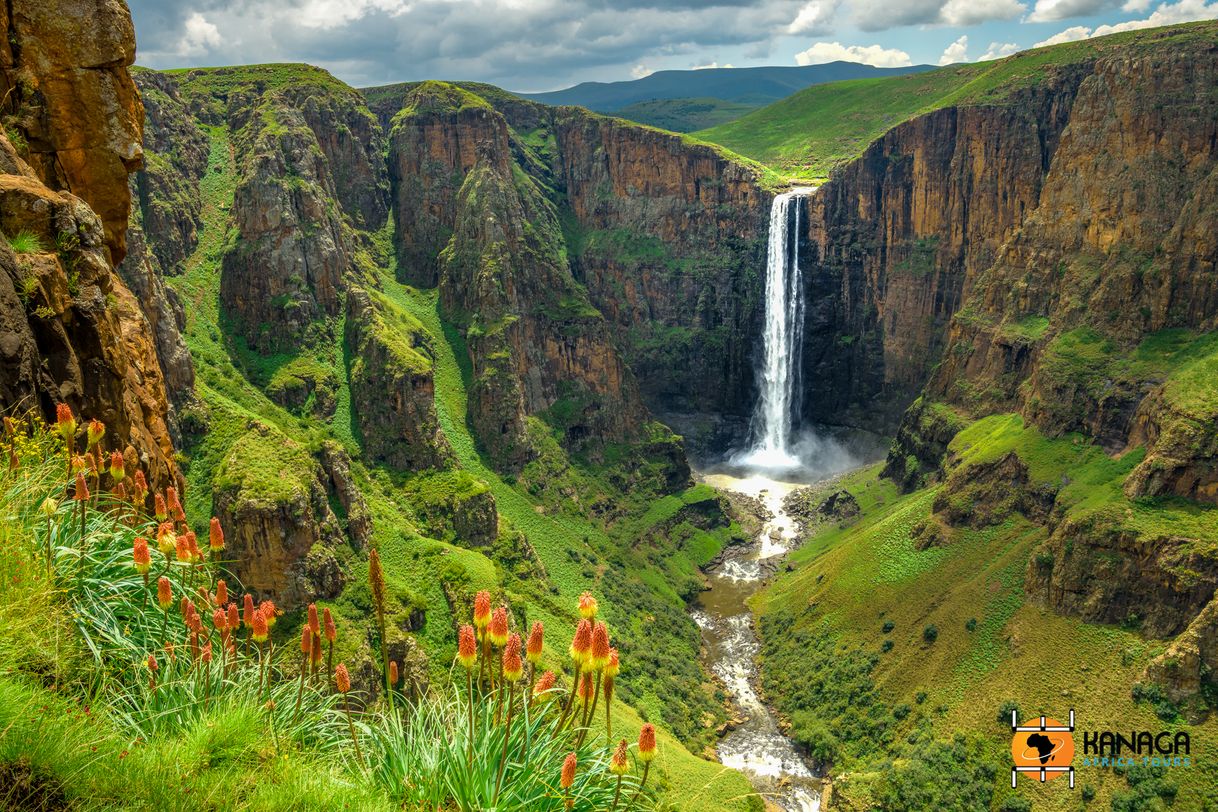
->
[[226, 603, 239, 634], [569, 619, 591, 665], [502, 634, 523, 682], [457, 624, 477, 670], [578, 591, 598, 620], [156, 576, 172, 611], [389, 660, 399, 686], [208, 517, 224, 551], [74, 473, 89, 502], [638, 724, 657, 763], [243, 594, 255, 628], [526, 621, 544, 664], [86, 419, 105, 449], [323, 607, 336, 642], [251, 608, 269, 643], [473, 590, 491, 630], [56, 403, 76, 442], [307, 603, 320, 638], [109, 451, 125, 482], [533, 670, 556, 697], [300, 624, 312, 655], [215, 579, 227, 607], [561, 753, 577, 790], [488, 606, 509, 648], [610, 739, 629, 775], [335, 663, 351, 693], [604, 647, 620, 678], [590, 622, 610, 671], [259, 599, 278, 628], [133, 537, 151, 574], [154, 493, 167, 522]]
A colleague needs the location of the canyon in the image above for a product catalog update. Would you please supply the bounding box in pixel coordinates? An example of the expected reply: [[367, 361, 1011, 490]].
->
[[1, 2, 1216, 808]]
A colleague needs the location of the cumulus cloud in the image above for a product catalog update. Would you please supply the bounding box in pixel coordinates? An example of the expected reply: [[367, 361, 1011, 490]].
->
[[1027, 0, 1118, 22], [631, 64, 654, 78], [794, 40, 914, 67], [1034, 0, 1218, 46], [787, 0, 839, 33], [938, 34, 969, 63], [176, 12, 221, 58], [980, 41, 1021, 59], [853, 0, 1025, 30], [690, 61, 736, 69]]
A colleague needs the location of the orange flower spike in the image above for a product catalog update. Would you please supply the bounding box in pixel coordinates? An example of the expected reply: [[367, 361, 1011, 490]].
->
[[335, 663, 351, 693], [154, 493, 167, 522], [86, 419, 105, 450], [260, 599, 278, 629], [457, 624, 478, 670], [389, 660, 399, 686], [108, 451, 125, 482], [208, 517, 224, 551], [212, 608, 227, 633], [156, 576, 172, 611], [473, 590, 491, 631], [132, 470, 148, 505], [251, 608, 269, 643], [638, 723, 657, 763], [533, 670, 556, 697], [561, 753, 577, 790], [569, 619, 592, 665], [133, 537, 151, 574], [147, 653, 158, 673], [590, 622, 610, 671], [526, 620, 544, 665], [226, 602, 239, 633], [201, 642, 213, 664], [74, 473, 89, 502], [502, 633, 523, 682], [166, 487, 185, 522], [578, 591, 598, 620], [488, 606, 509, 648], [610, 739, 629, 775], [243, 594, 255, 628], [310, 632, 323, 665], [307, 603, 320, 638], [175, 532, 191, 563], [300, 624, 312, 656], [604, 647, 620, 678], [55, 403, 76, 443], [184, 531, 201, 563], [215, 579, 228, 607], [323, 607, 336, 642]]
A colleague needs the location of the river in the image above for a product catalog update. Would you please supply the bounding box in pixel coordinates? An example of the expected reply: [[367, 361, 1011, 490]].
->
[[694, 469, 822, 812]]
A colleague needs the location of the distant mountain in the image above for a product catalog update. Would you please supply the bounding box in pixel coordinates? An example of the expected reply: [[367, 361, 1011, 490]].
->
[[516, 62, 935, 130]]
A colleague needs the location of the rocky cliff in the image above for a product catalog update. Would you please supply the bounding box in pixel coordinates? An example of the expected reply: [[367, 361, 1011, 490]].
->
[[0, 0, 177, 489]]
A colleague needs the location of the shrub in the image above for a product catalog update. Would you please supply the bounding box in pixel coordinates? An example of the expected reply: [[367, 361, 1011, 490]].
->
[[965, 617, 977, 632], [882, 620, 895, 633], [1000, 797, 1032, 812], [881, 640, 894, 652], [997, 700, 1021, 727], [1081, 783, 1096, 802], [922, 624, 938, 643]]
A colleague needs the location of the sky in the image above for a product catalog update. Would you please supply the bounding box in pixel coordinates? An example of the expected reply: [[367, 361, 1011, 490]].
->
[[127, 0, 1218, 92]]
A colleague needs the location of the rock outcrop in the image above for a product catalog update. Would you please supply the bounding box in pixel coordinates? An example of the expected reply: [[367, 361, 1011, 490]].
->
[[0, 0, 145, 265], [0, 0, 177, 489], [212, 423, 348, 608], [345, 286, 454, 471]]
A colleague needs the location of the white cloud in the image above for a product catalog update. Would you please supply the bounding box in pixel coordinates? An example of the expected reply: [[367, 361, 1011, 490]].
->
[[941, 0, 1027, 24], [1122, 0, 1153, 10], [788, 0, 838, 34], [690, 61, 735, 69], [980, 41, 1021, 59], [295, 0, 410, 29], [631, 64, 654, 79], [1027, 0, 1117, 22], [1033, 24, 1091, 45], [853, 0, 1025, 30], [938, 34, 969, 64], [795, 40, 913, 67], [176, 12, 221, 57], [1034, 0, 1218, 47]]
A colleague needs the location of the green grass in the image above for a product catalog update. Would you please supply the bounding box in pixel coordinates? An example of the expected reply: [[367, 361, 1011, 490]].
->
[[697, 20, 1218, 181], [755, 415, 1218, 810], [5, 231, 44, 254], [614, 97, 759, 133]]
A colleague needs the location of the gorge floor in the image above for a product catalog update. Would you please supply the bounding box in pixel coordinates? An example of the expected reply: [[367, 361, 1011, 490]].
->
[[695, 469, 827, 812]]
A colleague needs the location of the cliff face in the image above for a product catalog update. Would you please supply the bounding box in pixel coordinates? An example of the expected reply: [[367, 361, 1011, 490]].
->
[[550, 111, 769, 418], [390, 83, 654, 467], [0, 0, 177, 488], [799, 71, 1085, 433]]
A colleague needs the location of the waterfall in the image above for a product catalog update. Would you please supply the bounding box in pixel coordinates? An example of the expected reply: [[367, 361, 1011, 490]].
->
[[737, 188, 814, 470]]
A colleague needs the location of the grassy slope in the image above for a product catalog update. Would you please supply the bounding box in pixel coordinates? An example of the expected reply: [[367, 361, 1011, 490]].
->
[[613, 97, 759, 133], [696, 20, 1218, 181], [157, 94, 755, 810], [756, 408, 1218, 808]]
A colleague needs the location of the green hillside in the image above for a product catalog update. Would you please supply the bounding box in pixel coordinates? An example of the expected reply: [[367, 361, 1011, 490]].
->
[[697, 20, 1218, 181]]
